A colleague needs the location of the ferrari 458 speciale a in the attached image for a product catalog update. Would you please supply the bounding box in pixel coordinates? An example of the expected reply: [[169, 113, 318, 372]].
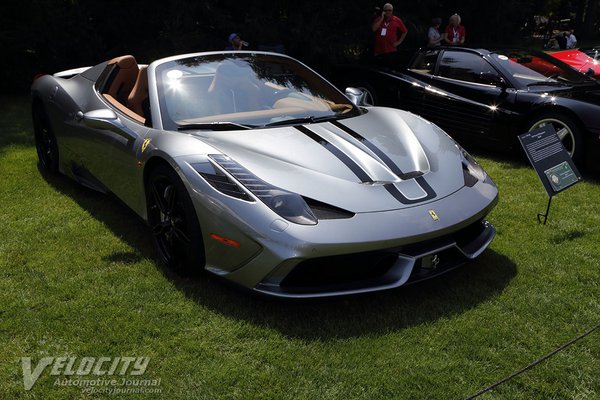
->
[[31, 51, 498, 298]]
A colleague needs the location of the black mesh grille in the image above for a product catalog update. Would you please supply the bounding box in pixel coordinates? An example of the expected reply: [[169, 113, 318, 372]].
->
[[280, 252, 397, 289]]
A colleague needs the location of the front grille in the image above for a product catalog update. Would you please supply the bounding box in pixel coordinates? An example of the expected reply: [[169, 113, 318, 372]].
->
[[280, 251, 398, 289], [407, 247, 465, 283], [399, 219, 487, 257], [277, 219, 490, 292]]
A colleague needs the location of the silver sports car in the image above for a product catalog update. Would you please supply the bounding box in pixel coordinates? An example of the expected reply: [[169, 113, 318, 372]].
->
[[31, 51, 498, 298]]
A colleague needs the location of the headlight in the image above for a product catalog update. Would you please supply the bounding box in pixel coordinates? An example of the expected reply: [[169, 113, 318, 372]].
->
[[208, 154, 318, 225], [427, 120, 487, 187]]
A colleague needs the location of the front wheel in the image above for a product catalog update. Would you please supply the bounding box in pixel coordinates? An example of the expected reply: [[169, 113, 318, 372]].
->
[[528, 113, 583, 164], [146, 164, 205, 275]]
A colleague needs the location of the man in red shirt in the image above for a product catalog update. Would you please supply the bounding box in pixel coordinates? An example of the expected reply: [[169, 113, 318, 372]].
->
[[372, 3, 408, 56]]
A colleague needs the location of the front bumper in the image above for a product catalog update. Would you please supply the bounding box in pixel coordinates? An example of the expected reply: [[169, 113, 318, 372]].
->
[[206, 178, 499, 298], [253, 218, 495, 298]]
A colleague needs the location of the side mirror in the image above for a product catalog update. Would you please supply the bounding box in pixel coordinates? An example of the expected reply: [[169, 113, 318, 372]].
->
[[345, 87, 371, 106], [480, 72, 507, 89], [80, 109, 137, 140]]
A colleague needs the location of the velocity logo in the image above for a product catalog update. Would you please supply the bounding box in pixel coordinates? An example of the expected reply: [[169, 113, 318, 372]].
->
[[21, 356, 150, 390]]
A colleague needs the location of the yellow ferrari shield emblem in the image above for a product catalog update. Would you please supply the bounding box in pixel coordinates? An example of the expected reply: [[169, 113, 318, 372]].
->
[[141, 138, 151, 153], [428, 210, 439, 221]]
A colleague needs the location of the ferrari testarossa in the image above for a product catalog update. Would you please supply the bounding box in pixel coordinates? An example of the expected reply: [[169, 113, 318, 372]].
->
[[31, 51, 498, 298], [334, 47, 600, 167]]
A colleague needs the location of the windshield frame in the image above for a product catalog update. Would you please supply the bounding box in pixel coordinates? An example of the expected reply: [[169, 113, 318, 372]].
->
[[150, 51, 360, 131]]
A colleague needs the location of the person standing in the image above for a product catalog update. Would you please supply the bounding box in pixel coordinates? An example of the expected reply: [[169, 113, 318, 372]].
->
[[427, 17, 443, 47], [556, 32, 567, 49], [443, 14, 465, 45], [225, 33, 248, 50], [371, 3, 408, 56], [566, 30, 577, 49]]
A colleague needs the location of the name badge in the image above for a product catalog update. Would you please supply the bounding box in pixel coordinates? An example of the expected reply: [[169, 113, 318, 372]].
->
[[380, 28, 387, 36]]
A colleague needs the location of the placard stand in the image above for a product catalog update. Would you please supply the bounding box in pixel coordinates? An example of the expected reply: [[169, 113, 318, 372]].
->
[[537, 197, 552, 225], [518, 125, 582, 225]]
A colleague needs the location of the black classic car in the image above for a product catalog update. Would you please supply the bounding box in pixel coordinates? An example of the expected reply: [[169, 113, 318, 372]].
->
[[335, 47, 600, 167]]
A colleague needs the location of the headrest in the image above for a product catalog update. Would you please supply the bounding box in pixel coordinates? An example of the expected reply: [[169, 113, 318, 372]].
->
[[109, 55, 138, 69]]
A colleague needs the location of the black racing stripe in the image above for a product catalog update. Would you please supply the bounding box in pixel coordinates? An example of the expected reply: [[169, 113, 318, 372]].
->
[[330, 120, 437, 204], [295, 125, 373, 183], [415, 176, 435, 198], [331, 119, 405, 176], [384, 183, 436, 204]]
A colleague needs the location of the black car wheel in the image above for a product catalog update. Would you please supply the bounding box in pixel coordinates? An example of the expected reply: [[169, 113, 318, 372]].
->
[[528, 113, 583, 164], [32, 103, 59, 172], [147, 164, 205, 275]]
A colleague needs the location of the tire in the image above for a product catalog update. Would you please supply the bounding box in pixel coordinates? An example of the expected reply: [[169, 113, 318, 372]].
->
[[528, 112, 583, 165], [146, 163, 205, 275], [352, 82, 378, 106], [32, 103, 59, 173]]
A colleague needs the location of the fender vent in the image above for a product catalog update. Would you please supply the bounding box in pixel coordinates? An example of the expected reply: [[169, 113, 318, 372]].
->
[[304, 198, 355, 220]]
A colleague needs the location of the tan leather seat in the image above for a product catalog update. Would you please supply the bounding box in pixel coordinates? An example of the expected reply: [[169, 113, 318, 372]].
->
[[207, 61, 261, 115], [105, 55, 139, 105], [127, 66, 149, 121]]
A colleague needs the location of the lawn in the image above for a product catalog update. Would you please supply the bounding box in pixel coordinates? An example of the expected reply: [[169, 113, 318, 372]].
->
[[0, 95, 598, 399]]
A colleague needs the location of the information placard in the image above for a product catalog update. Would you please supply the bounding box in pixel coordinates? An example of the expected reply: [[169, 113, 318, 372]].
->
[[518, 125, 582, 197]]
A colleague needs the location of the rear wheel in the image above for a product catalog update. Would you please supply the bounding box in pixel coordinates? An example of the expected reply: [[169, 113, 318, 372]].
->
[[146, 164, 205, 275], [32, 103, 59, 172], [528, 113, 583, 164]]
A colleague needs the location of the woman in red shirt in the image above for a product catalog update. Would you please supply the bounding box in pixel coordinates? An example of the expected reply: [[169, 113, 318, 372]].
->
[[443, 14, 465, 45]]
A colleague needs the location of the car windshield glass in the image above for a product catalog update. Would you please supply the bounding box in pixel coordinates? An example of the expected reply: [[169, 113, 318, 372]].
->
[[155, 53, 359, 130], [492, 50, 591, 86]]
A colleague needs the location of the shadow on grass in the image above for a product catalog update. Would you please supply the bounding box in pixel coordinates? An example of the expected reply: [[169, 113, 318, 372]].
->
[[43, 167, 517, 340], [40, 167, 156, 259], [178, 250, 516, 340]]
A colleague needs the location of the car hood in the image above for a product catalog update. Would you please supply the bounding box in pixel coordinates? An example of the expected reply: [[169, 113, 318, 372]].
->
[[530, 80, 600, 100], [190, 108, 468, 213], [551, 50, 600, 77], [567, 85, 600, 102]]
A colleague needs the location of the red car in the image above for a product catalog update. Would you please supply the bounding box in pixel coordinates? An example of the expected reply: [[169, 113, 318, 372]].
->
[[549, 49, 600, 78]]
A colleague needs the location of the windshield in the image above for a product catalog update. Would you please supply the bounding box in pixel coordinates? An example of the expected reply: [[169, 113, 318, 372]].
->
[[491, 50, 593, 87], [155, 53, 359, 130]]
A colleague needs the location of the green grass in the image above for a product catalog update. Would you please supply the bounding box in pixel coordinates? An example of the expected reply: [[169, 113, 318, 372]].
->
[[0, 95, 598, 399]]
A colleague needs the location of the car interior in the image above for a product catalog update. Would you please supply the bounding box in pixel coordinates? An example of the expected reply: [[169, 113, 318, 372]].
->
[[99, 55, 150, 126]]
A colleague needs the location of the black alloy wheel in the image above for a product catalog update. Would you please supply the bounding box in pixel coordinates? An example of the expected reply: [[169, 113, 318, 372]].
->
[[147, 164, 205, 275]]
